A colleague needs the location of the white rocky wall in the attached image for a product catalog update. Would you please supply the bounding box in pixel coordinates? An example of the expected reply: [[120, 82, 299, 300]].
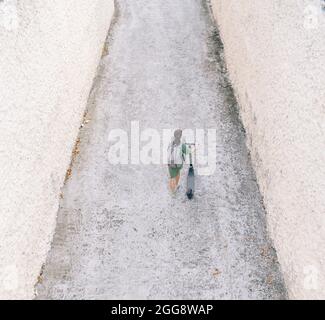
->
[[0, 0, 114, 299], [210, 0, 325, 299]]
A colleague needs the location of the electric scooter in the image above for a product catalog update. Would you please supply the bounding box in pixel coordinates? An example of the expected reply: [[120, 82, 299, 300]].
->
[[186, 143, 195, 200]]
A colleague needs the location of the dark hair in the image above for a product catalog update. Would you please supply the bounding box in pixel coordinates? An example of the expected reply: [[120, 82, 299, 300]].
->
[[174, 129, 182, 145]]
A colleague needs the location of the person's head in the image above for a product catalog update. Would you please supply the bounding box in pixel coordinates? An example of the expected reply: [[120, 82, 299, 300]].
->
[[174, 129, 182, 145]]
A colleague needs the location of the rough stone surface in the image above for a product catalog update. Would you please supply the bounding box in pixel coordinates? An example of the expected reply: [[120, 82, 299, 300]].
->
[[36, 0, 287, 300], [210, 0, 325, 299], [0, 0, 114, 299]]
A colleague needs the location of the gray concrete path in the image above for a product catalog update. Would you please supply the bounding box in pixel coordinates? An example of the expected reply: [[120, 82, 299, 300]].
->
[[36, 0, 287, 299]]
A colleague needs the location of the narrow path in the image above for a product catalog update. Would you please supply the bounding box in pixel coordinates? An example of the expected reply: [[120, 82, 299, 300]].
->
[[37, 0, 286, 299]]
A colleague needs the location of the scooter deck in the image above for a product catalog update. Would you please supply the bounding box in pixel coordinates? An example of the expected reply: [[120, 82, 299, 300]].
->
[[186, 165, 195, 199]]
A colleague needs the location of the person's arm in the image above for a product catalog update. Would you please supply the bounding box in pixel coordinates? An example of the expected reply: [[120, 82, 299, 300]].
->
[[182, 143, 192, 157], [182, 143, 187, 155]]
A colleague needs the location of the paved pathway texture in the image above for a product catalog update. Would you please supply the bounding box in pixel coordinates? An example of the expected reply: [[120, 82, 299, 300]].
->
[[36, 0, 287, 299]]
